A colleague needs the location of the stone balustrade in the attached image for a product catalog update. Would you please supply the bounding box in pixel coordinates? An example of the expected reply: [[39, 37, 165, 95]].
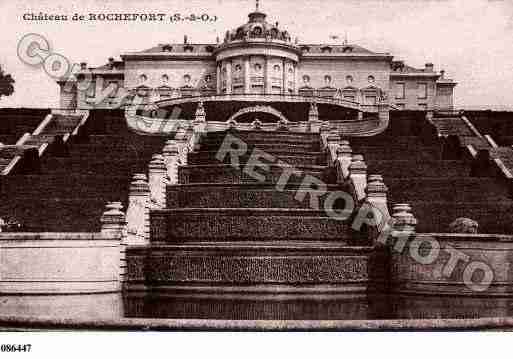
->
[[125, 173, 150, 245], [349, 154, 367, 202], [0, 202, 126, 294]]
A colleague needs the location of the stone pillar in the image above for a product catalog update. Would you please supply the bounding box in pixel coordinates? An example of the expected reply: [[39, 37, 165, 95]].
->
[[326, 133, 341, 166], [193, 102, 207, 141], [282, 59, 287, 94], [336, 140, 352, 182], [366, 174, 390, 229], [100, 202, 127, 282], [163, 140, 180, 184], [265, 58, 272, 94], [175, 132, 190, 166], [308, 103, 321, 132], [349, 154, 367, 201], [100, 201, 126, 238], [391, 203, 417, 242], [294, 64, 299, 95], [216, 64, 221, 94], [125, 174, 150, 245], [148, 154, 167, 209], [225, 60, 232, 94], [244, 57, 251, 94]]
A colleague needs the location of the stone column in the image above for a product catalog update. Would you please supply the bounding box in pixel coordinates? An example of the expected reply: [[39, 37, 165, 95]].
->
[[125, 174, 150, 245], [100, 201, 126, 238], [282, 59, 287, 94], [294, 63, 299, 94], [100, 202, 127, 282], [390, 203, 417, 252], [244, 57, 251, 94], [308, 103, 321, 132], [175, 132, 190, 166], [326, 133, 341, 166], [225, 60, 232, 95], [336, 140, 353, 182], [392, 203, 417, 234], [163, 140, 180, 184], [366, 174, 390, 229], [216, 64, 221, 94], [349, 154, 367, 201], [148, 154, 167, 209], [265, 58, 272, 94]]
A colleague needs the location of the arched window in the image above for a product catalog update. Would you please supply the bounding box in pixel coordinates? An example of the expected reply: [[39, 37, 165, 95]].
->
[[273, 65, 281, 72], [324, 75, 332, 85], [302, 75, 310, 84], [252, 26, 263, 37], [183, 74, 191, 85], [235, 64, 242, 72], [139, 74, 147, 82], [254, 63, 262, 71], [162, 74, 169, 83], [346, 75, 354, 84]]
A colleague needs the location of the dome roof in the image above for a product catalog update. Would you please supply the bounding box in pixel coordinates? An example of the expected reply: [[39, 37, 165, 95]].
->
[[223, 11, 293, 44]]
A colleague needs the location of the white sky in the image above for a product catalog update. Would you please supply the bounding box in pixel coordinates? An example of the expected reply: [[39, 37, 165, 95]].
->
[[0, 0, 512, 109]]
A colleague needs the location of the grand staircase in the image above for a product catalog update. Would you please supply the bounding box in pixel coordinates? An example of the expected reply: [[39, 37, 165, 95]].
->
[[349, 111, 513, 233], [0, 110, 166, 231], [126, 129, 376, 295]]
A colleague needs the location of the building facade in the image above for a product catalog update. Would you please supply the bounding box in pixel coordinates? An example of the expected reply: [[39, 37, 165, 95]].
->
[[60, 6, 456, 112]]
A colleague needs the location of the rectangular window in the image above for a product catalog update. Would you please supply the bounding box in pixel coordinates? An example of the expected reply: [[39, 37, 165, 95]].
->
[[418, 82, 427, 99], [364, 96, 376, 105], [395, 82, 405, 99], [418, 103, 427, 110]]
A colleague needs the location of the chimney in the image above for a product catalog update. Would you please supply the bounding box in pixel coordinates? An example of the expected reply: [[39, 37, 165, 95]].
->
[[108, 57, 115, 69], [425, 63, 434, 72], [440, 70, 445, 79], [80, 62, 87, 70]]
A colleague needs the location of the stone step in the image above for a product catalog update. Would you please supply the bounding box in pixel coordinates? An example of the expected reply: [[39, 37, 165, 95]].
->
[[40, 156, 149, 174], [0, 174, 130, 198], [84, 134, 168, 147], [150, 208, 356, 242], [385, 177, 510, 202], [188, 150, 326, 166], [407, 200, 513, 234], [167, 183, 351, 209], [199, 142, 319, 154], [364, 160, 471, 178], [126, 241, 373, 289], [178, 164, 334, 184], [205, 130, 319, 142], [348, 135, 436, 147], [0, 198, 111, 232], [351, 145, 444, 161]]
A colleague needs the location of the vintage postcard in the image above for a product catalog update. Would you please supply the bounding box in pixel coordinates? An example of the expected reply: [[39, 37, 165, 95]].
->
[[0, 0, 512, 354]]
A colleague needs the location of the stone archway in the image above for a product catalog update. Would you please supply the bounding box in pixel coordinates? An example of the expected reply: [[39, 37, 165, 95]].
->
[[227, 105, 288, 123]]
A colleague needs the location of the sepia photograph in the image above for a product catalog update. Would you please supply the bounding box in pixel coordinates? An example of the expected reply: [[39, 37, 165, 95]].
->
[[1, 0, 513, 354]]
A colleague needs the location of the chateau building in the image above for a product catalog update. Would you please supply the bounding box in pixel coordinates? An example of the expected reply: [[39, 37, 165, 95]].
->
[[60, 3, 456, 112]]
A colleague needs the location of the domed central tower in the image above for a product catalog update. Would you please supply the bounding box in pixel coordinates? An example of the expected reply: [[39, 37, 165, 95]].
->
[[213, 3, 301, 95]]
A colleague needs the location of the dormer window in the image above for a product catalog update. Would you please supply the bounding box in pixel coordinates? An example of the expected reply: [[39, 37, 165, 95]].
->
[[342, 46, 353, 53], [184, 44, 194, 52], [205, 45, 215, 52], [162, 44, 172, 52], [321, 46, 333, 54]]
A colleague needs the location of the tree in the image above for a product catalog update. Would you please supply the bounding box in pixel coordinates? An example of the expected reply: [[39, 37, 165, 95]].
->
[[0, 65, 15, 100]]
